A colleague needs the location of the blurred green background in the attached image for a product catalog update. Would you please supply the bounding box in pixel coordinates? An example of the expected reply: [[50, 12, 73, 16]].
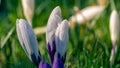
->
[[0, 0, 120, 68]]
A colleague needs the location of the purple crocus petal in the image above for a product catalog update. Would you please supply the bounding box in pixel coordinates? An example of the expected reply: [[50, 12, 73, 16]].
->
[[39, 61, 51, 68], [31, 51, 41, 65], [110, 44, 117, 62], [47, 39, 56, 63], [53, 57, 64, 68], [57, 53, 66, 63]]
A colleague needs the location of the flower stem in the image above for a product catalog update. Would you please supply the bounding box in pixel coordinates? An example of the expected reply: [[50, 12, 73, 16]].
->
[[110, 44, 117, 68]]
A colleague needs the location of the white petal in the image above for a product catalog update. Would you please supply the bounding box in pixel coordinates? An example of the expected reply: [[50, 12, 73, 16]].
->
[[55, 20, 69, 57], [22, 0, 34, 25], [16, 19, 40, 62], [46, 6, 62, 49], [110, 10, 119, 45], [75, 6, 104, 24]]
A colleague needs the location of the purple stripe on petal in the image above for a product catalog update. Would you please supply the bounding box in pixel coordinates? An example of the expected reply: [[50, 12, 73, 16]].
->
[[31, 53, 41, 65], [52, 39, 56, 55], [39, 61, 51, 68], [57, 53, 60, 59], [62, 52, 66, 63], [53, 57, 64, 68], [31, 53, 37, 65], [38, 51, 41, 62], [111, 45, 117, 57], [47, 39, 56, 63], [57, 52, 66, 63], [47, 43, 53, 63]]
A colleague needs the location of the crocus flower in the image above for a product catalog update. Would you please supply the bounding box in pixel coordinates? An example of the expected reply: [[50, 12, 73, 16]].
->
[[16, 19, 41, 65], [46, 6, 62, 63], [22, 0, 34, 26], [52, 57, 64, 68], [39, 61, 51, 68], [70, 6, 104, 24], [55, 20, 69, 63], [16, 19, 52, 68], [46, 6, 69, 64], [109, 10, 119, 62]]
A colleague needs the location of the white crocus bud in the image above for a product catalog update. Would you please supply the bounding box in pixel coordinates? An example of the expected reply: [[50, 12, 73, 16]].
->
[[46, 6, 62, 63], [109, 10, 119, 63], [71, 6, 104, 24], [55, 20, 69, 59], [16, 19, 40, 65], [46, 6, 69, 63], [46, 6, 62, 45], [22, 0, 34, 26], [110, 10, 119, 45]]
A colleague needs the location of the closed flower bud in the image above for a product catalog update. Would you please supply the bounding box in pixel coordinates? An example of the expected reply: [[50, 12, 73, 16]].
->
[[70, 6, 104, 24], [16, 19, 40, 65], [22, 0, 34, 26], [109, 10, 119, 63], [110, 10, 119, 45], [46, 6, 62, 63], [46, 6, 69, 64], [55, 20, 69, 62]]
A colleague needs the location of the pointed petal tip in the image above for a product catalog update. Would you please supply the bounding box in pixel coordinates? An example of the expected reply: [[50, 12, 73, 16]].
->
[[16, 19, 20, 24], [52, 6, 61, 16], [63, 19, 68, 23], [16, 19, 24, 24], [16, 19, 30, 26], [55, 6, 61, 10], [112, 9, 117, 12], [61, 19, 69, 28]]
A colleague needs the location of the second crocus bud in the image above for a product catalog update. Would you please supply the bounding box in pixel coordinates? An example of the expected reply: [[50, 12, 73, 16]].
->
[[109, 10, 119, 63], [22, 0, 34, 26], [70, 6, 104, 24], [46, 6, 62, 63], [16, 19, 41, 65], [55, 20, 69, 63], [46, 6, 69, 68], [110, 10, 119, 45]]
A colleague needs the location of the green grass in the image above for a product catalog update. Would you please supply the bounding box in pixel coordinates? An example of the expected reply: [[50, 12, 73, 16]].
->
[[0, 0, 120, 68]]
